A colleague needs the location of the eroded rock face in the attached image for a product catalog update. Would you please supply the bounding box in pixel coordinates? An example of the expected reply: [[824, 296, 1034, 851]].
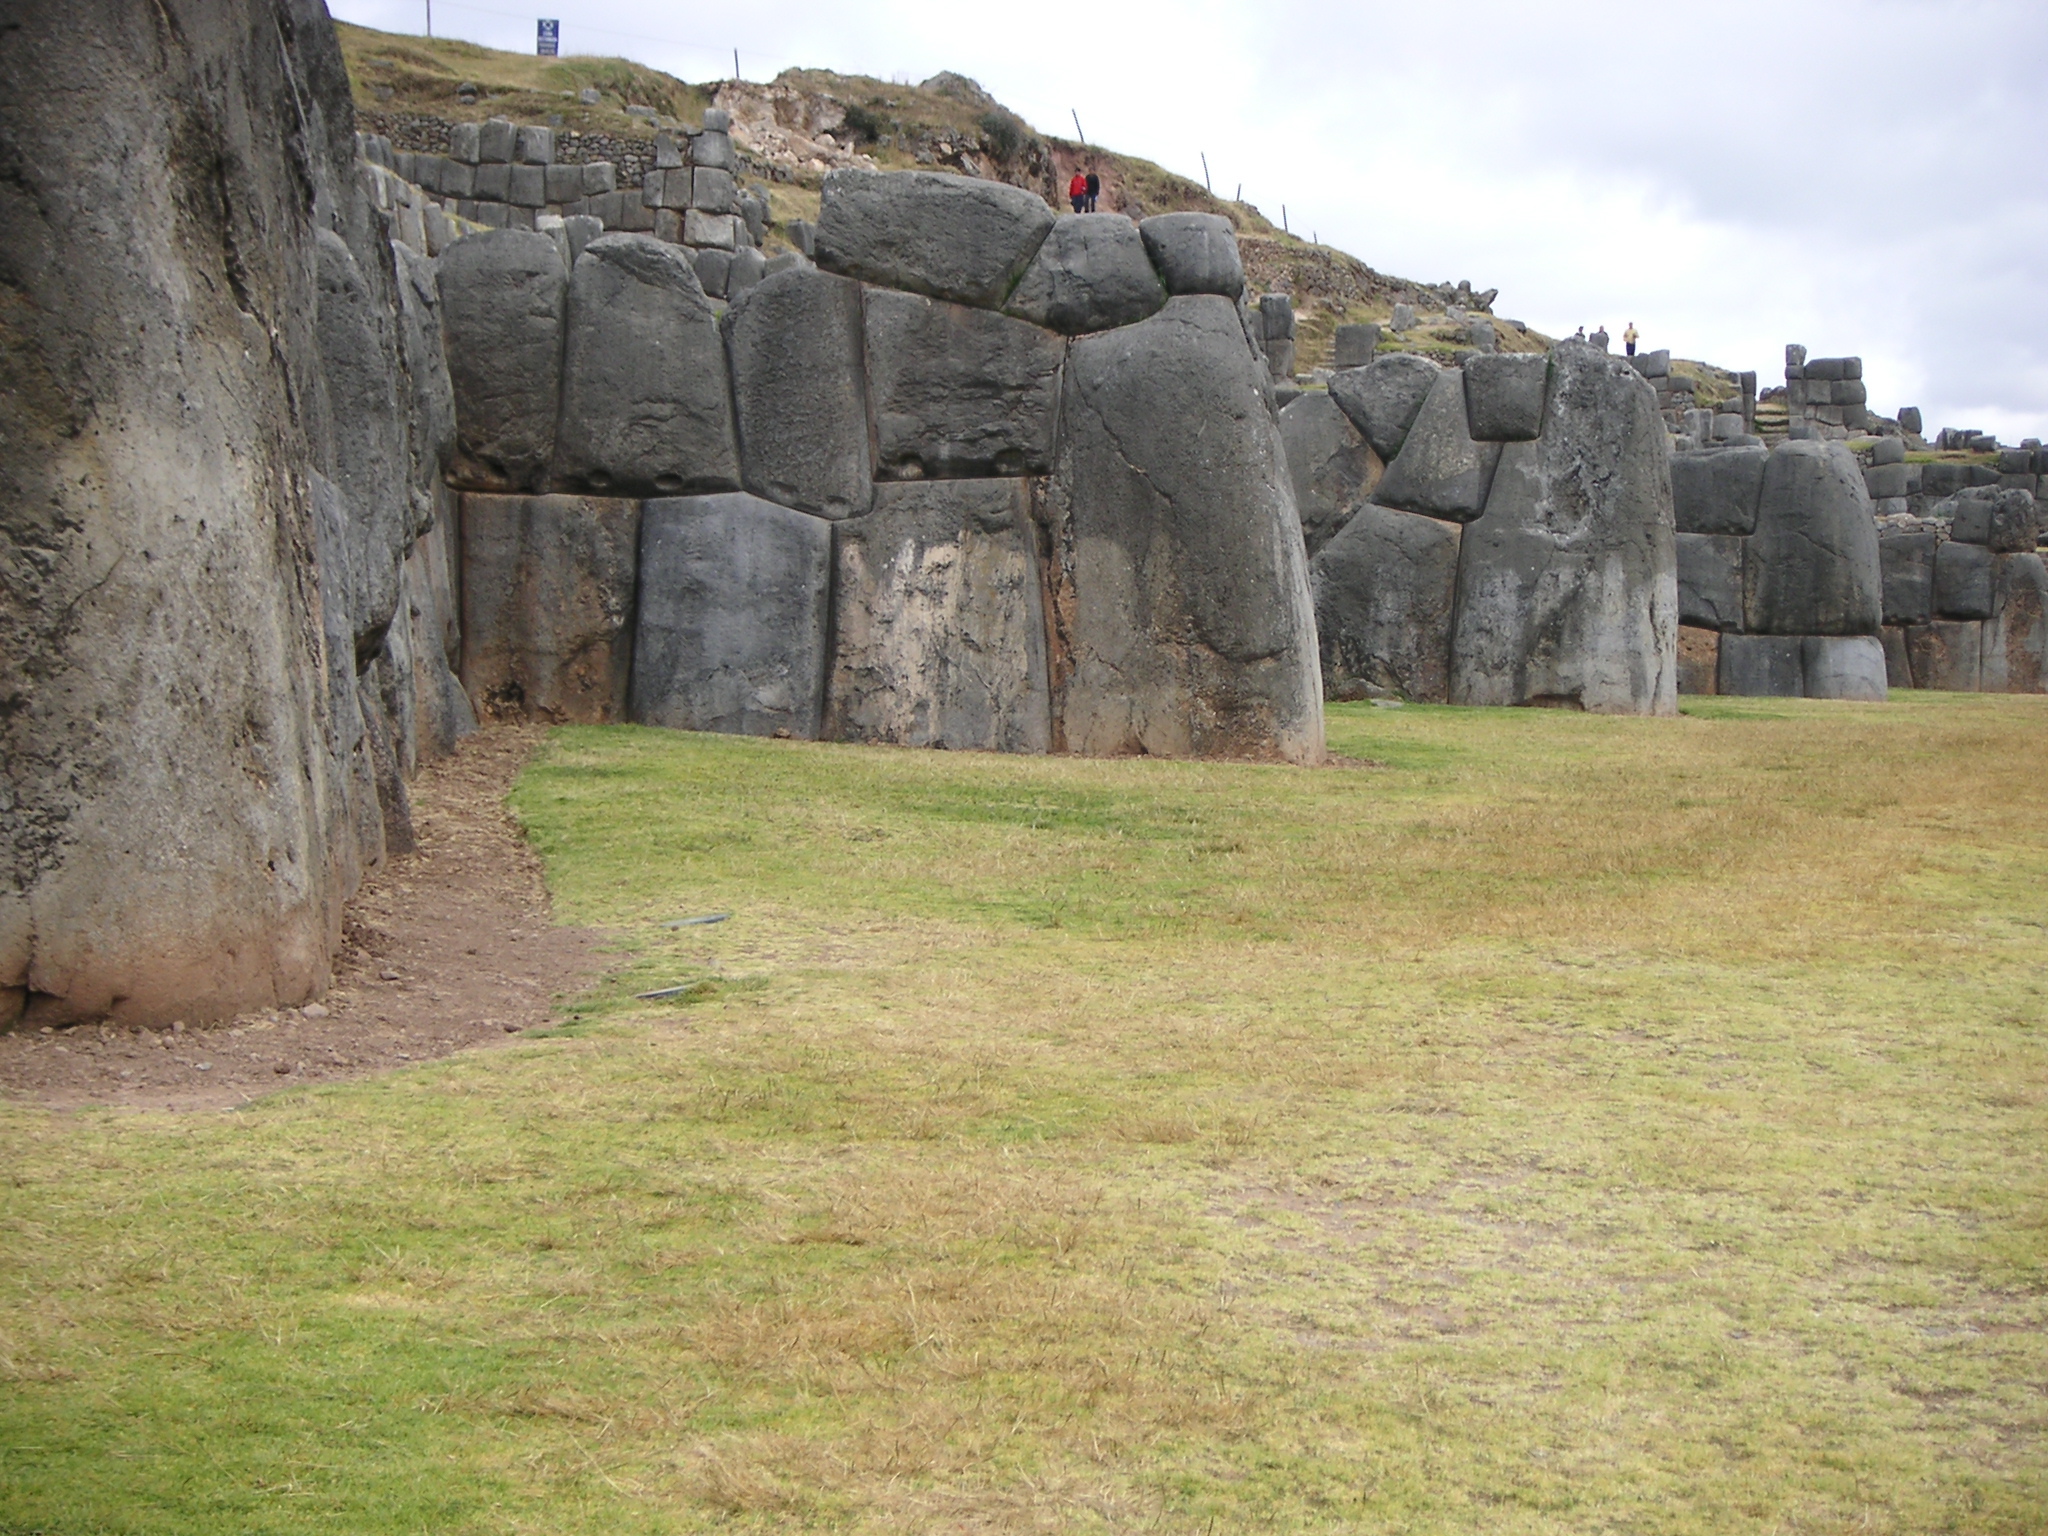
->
[[1677, 532, 1744, 631], [826, 481, 1051, 751], [631, 494, 832, 738], [439, 229, 568, 492], [1310, 504, 1460, 702], [459, 494, 641, 723], [725, 266, 874, 519], [1907, 621, 1981, 691], [1, 0, 368, 1026], [1003, 214, 1166, 334], [1373, 367, 1501, 521], [552, 234, 741, 498], [1982, 553, 2048, 694], [1137, 214, 1245, 298], [864, 290, 1064, 480], [1880, 532, 1936, 626], [1743, 440, 1881, 636], [1329, 354, 1441, 462], [814, 168, 1053, 308], [1450, 342, 1677, 713], [1670, 446, 1767, 536], [1278, 393, 1381, 556], [1046, 296, 1323, 761]]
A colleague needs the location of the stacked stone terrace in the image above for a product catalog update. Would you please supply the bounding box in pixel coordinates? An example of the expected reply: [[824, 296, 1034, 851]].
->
[[436, 177, 1325, 763]]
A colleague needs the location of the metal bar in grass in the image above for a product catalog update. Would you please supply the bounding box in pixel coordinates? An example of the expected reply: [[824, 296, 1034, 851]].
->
[[636, 980, 714, 1001], [661, 913, 731, 929]]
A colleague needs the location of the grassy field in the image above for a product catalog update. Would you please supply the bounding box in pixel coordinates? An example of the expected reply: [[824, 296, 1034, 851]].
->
[[3, 695, 2045, 1533]]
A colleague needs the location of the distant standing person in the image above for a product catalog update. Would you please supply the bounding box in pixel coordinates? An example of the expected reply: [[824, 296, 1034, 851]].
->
[[1623, 322, 1639, 357], [1572, 325, 1586, 342], [1590, 324, 1610, 352], [1084, 170, 1100, 212], [1068, 170, 1088, 213]]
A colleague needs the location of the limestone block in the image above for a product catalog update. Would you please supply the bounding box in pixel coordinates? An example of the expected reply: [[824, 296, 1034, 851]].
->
[[1906, 620, 1981, 691], [651, 208, 683, 245], [1373, 368, 1502, 521], [561, 214, 603, 266], [1879, 531, 1936, 625], [515, 125, 554, 164], [1898, 407, 1922, 435], [1259, 293, 1297, 341], [1047, 295, 1323, 761], [1002, 213, 1166, 334], [654, 132, 684, 170], [617, 194, 654, 232], [726, 246, 767, 301], [702, 107, 733, 131], [1333, 323, 1380, 368], [1948, 494, 1994, 545], [815, 168, 1054, 308], [864, 288, 1063, 480], [1462, 353, 1549, 442], [450, 122, 482, 164], [1880, 625, 1912, 689], [1279, 392, 1382, 556], [1872, 436, 1906, 467], [473, 163, 511, 202], [439, 160, 476, 199], [692, 247, 731, 297], [1981, 552, 2048, 693], [642, 167, 686, 209], [544, 163, 582, 203], [725, 266, 874, 519], [692, 165, 737, 214], [508, 164, 546, 209], [1801, 635, 1887, 700], [1310, 502, 1459, 703], [1804, 356, 1848, 381], [1629, 349, 1670, 378], [1711, 414, 1746, 442], [631, 494, 832, 738], [826, 480, 1051, 751], [1328, 352, 1441, 461], [1449, 342, 1677, 713], [1934, 539, 1993, 619], [1676, 625, 1720, 694], [1717, 634, 1803, 697], [1137, 213, 1245, 298], [1987, 488, 2040, 552], [1742, 440, 1881, 635], [582, 161, 616, 195], [1865, 461, 1908, 500], [458, 493, 640, 722], [439, 229, 568, 492], [1465, 318, 1496, 353], [1677, 532, 1744, 631], [1265, 338, 1296, 381], [478, 118, 515, 163], [691, 129, 736, 170], [1837, 379, 1868, 406], [1391, 302, 1416, 331], [683, 209, 737, 248], [553, 234, 741, 499]]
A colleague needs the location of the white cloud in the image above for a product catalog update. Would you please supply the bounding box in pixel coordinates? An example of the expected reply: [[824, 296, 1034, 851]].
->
[[333, 0, 2048, 439]]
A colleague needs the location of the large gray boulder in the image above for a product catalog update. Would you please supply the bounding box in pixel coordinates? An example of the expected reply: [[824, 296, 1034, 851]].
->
[[1950, 488, 2039, 553], [1717, 634, 1803, 697], [1801, 636, 1888, 701], [1309, 503, 1460, 702], [1933, 539, 1993, 620], [631, 494, 832, 738], [314, 229, 412, 661], [725, 266, 873, 519], [1670, 445, 1767, 535], [1906, 621, 1981, 691], [1450, 342, 1677, 713], [813, 168, 1053, 308], [1003, 213, 1167, 334], [826, 481, 1051, 751], [1279, 392, 1382, 556], [1137, 214, 1245, 298], [864, 289, 1064, 479], [1047, 296, 1324, 761], [1462, 353, 1549, 442], [1743, 440, 1881, 635], [1372, 367, 1502, 521], [438, 229, 568, 492], [1981, 552, 2048, 693], [1677, 532, 1744, 631], [552, 234, 740, 498], [1879, 531, 1936, 625], [1328, 353, 1441, 461], [458, 494, 640, 722]]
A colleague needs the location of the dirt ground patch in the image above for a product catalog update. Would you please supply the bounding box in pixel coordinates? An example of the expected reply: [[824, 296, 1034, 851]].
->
[[0, 726, 607, 1113]]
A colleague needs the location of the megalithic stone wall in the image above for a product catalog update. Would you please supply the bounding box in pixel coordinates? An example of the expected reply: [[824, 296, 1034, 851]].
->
[[436, 177, 1326, 764], [1300, 343, 1678, 713]]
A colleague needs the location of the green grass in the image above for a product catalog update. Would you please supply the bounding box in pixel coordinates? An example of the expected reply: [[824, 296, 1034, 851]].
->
[[5, 694, 2046, 1532]]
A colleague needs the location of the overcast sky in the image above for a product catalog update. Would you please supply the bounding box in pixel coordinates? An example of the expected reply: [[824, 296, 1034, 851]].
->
[[335, 0, 2048, 441]]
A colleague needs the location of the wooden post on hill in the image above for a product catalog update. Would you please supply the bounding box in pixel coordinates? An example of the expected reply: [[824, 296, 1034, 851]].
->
[[1072, 110, 1085, 145], [1200, 152, 1211, 192]]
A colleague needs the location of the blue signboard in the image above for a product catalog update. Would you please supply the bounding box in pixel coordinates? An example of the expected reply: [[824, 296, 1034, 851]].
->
[[537, 19, 559, 56]]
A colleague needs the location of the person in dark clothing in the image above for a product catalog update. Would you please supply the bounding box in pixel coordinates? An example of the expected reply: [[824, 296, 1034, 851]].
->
[[1084, 171, 1100, 212], [1068, 171, 1087, 213]]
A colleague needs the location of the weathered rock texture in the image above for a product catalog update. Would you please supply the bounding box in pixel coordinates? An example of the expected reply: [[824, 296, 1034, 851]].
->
[[815, 169, 1053, 308], [631, 494, 832, 737], [459, 495, 641, 722], [1003, 215, 1166, 334], [439, 229, 567, 491], [1279, 394, 1382, 557], [1047, 297, 1324, 761], [725, 267, 874, 519], [864, 291, 1063, 479], [826, 482, 1051, 751], [1450, 343, 1678, 712], [1373, 368, 1501, 521], [1744, 441, 1882, 636], [1310, 504, 1460, 702]]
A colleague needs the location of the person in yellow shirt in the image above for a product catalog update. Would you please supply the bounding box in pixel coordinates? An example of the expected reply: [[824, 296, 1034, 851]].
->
[[1623, 322, 1640, 358]]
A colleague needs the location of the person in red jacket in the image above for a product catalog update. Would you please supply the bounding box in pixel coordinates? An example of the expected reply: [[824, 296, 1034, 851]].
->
[[1068, 170, 1087, 213]]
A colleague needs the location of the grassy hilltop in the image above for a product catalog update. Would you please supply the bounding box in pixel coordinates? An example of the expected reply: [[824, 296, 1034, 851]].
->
[[4, 696, 2045, 1530]]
